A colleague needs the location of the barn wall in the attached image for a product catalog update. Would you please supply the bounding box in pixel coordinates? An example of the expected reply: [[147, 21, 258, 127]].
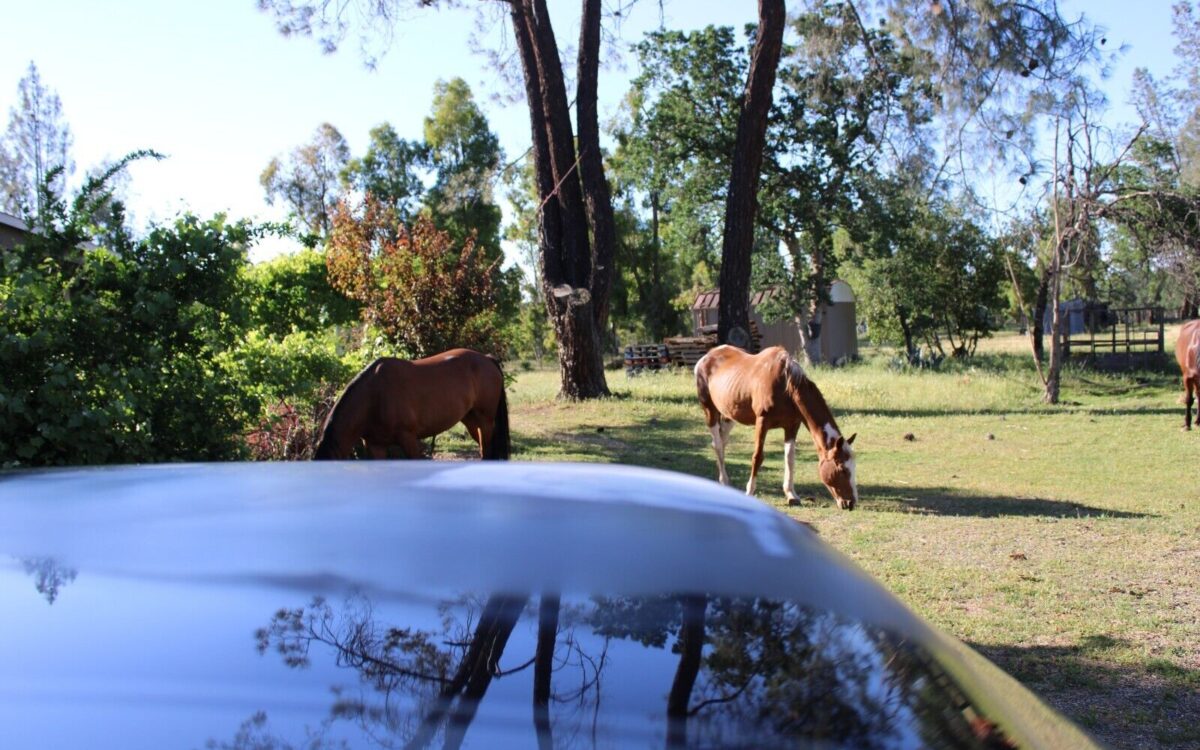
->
[[821, 301, 858, 362], [690, 282, 856, 361]]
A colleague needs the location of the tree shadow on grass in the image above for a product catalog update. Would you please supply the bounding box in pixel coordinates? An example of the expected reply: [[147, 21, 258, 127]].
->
[[861, 484, 1155, 519], [512, 415, 715, 474], [972, 636, 1200, 749], [838, 405, 1181, 419]]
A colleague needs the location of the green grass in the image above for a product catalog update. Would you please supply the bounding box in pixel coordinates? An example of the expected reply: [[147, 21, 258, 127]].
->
[[433, 332, 1198, 749]]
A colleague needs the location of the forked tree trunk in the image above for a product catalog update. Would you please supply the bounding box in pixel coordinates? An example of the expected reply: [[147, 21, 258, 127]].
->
[[717, 0, 786, 348], [510, 0, 611, 399]]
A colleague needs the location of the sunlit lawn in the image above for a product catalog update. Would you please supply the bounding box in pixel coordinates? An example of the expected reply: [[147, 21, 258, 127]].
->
[[433, 327, 1198, 749]]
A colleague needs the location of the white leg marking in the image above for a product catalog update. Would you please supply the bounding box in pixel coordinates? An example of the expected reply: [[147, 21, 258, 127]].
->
[[710, 423, 730, 486], [783, 439, 797, 499]]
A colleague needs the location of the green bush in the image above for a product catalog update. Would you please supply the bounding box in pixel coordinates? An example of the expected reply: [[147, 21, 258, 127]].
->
[[1, 207, 261, 465]]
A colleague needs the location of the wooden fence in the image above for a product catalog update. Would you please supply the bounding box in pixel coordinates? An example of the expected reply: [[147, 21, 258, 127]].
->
[[1064, 306, 1165, 360]]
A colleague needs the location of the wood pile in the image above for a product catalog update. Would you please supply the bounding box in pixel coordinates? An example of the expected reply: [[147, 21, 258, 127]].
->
[[684, 322, 764, 354], [663, 335, 717, 367]]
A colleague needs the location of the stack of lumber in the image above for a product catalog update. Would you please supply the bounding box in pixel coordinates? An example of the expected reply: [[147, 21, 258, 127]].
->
[[663, 335, 717, 367]]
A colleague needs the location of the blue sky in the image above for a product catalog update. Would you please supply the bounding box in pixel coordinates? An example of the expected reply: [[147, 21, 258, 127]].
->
[[0, 1, 1182, 261]]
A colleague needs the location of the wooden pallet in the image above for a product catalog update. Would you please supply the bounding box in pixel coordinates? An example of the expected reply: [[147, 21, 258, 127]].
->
[[624, 343, 671, 374]]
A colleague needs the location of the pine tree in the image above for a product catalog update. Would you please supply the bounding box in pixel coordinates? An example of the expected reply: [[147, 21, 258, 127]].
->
[[0, 61, 74, 220]]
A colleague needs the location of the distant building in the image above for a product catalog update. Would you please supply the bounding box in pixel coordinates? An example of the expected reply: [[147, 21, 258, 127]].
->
[[0, 211, 30, 250], [691, 281, 859, 363]]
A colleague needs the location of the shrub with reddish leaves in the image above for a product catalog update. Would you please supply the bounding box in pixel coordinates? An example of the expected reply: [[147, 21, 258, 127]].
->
[[326, 196, 504, 358]]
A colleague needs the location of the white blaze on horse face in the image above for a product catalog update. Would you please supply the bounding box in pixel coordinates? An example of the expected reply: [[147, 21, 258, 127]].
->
[[845, 443, 859, 505], [822, 423, 840, 446]]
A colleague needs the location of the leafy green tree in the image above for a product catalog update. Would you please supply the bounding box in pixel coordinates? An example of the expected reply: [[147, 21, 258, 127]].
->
[[1119, 3, 1200, 316], [260, 122, 351, 239], [244, 247, 360, 337], [420, 77, 520, 322], [422, 78, 504, 252], [0, 61, 74, 219], [611, 25, 744, 339], [858, 0, 1107, 186], [847, 191, 1004, 359], [260, 0, 621, 399], [325, 195, 505, 358], [343, 122, 426, 220], [759, 3, 927, 363], [1, 166, 261, 465]]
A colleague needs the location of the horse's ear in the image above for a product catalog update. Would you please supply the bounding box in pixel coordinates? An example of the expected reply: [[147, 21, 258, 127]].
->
[[847, 433, 857, 445], [834, 435, 845, 451]]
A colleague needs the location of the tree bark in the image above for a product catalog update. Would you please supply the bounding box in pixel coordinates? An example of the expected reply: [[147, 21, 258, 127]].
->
[[897, 305, 916, 361], [1032, 264, 1049, 365], [576, 0, 616, 332], [717, 0, 786, 348], [1043, 254, 1064, 404], [509, 0, 610, 399], [803, 230, 829, 365]]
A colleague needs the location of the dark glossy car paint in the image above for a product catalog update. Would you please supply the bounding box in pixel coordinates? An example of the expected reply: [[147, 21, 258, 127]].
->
[[0, 462, 1101, 748]]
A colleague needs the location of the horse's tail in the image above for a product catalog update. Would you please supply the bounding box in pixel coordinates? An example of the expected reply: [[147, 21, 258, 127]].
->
[[485, 356, 511, 460]]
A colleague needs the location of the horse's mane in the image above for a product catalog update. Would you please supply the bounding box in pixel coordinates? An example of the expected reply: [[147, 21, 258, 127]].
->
[[780, 350, 809, 398], [780, 351, 839, 438]]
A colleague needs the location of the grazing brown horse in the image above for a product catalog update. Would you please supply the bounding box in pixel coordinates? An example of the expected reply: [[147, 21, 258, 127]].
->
[[1177, 320, 1200, 431], [696, 345, 858, 510], [314, 348, 510, 460]]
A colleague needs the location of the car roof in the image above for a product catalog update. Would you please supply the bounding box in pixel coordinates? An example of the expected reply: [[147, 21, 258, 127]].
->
[[0, 462, 1099, 749]]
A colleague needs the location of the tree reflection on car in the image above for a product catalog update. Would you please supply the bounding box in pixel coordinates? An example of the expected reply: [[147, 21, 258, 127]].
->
[[248, 591, 1016, 749]]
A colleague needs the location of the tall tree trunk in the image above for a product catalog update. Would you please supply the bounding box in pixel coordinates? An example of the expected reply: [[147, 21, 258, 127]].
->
[[1043, 254, 1064, 404], [576, 0, 615, 333], [1032, 264, 1049, 365], [510, 0, 610, 399], [896, 305, 916, 362], [716, 0, 786, 348], [801, 230, 829, 365]]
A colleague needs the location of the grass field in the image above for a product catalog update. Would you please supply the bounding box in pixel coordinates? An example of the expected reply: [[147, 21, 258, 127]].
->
[[435, 329, 1199, 750]]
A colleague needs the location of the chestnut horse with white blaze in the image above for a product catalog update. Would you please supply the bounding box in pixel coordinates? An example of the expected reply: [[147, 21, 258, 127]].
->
[[1177, 320, 1200, 431], [696, 345, 858, 510], [314, 348, 510, 460]]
